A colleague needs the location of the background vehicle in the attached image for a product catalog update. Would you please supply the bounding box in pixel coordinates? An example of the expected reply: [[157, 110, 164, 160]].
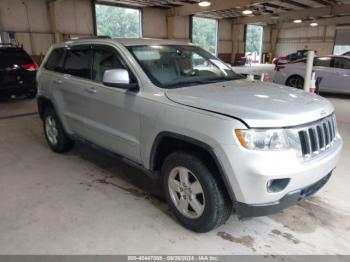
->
[[342, 51, 350, 57], [0, 43, 38, 98], [273, 49, 316, 68], [37, 38, 342, 232], [273, 55, 350, 94]]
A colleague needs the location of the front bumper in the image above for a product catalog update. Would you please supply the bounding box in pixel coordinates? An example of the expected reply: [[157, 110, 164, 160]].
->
[[215, 133, 342, 205], [235, 172, 332, 217]]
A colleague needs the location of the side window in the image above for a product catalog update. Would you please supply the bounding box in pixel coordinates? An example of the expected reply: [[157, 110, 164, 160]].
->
[[334, 58, 350, 69], [92, 45, 126, 82], [343, 59, 350, 70], [314, 57, 332, 67], [63, 46, 91, 79], [334, 58, 343, 69], [44, 48, 65, 72]]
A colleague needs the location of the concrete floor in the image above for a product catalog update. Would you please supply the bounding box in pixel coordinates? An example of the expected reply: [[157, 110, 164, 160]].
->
[[0, 95, 349, 255]]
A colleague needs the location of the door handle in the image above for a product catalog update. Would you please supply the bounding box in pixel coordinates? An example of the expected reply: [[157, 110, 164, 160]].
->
[[85, 87, 97, 94], [53, 79, 62, 84]]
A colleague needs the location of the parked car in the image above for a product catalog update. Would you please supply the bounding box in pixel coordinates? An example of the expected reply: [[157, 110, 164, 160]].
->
[[273, 49, 316, 67], [273, 56, 350, 94], [0, 43, 38, 98], [36, 38, 342, 232]]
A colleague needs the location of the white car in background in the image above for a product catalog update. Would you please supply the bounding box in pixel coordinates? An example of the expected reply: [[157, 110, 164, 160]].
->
[[273, 56, 350, 94]]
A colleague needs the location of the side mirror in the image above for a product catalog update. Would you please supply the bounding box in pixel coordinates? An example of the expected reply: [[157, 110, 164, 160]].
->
[[102, 69, 138, 90]]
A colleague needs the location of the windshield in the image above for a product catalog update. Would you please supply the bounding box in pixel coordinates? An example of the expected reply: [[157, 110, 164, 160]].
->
[[128, 45, 242, 88]]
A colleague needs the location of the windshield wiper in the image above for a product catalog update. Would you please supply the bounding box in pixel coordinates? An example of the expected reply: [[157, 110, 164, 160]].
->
[[167, 77, 244, 88], [166, 80, 212, 88]]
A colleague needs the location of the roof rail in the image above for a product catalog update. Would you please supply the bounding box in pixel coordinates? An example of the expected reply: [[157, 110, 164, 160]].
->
[[70, 35, 111, 40], [0, 42, 23, 48]]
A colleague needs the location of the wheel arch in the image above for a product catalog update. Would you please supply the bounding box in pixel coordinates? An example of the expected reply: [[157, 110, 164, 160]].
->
[[285, 74, 304, 86], [37, 96, 55, 120], [149, 131, 236, 202]]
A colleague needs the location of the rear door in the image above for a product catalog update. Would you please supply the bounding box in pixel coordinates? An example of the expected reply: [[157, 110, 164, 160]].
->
[[75, 44, 141, 162], [313, 57, 334, 92], [52, 45, 93, 133], [331, 57, 350, 94]]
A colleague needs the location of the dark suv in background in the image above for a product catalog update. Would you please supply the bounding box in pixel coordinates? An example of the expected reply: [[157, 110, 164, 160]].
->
[[0, 43, 37, 98]]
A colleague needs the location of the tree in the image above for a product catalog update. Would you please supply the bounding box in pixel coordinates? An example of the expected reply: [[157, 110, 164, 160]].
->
[[95, 5, 141, 38], [192, 17, 218, 55], [245, 25, 263, 54]]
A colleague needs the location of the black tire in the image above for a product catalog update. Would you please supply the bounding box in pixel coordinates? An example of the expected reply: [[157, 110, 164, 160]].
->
[[162, 151, 232, 232], [25, 91, 37, 99], [286, 75, 304, 89], [43, 107, 74, 153]]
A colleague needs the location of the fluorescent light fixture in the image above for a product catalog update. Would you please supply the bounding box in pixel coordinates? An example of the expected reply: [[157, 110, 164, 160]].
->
[[198, 1, 211, 7], [293, 19, 302, 24], [242, 9, 253, 15], [310, 22, 318, 27]]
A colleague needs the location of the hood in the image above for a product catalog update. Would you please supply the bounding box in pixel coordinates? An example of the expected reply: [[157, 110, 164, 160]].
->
[[165, 80, 334, 128]]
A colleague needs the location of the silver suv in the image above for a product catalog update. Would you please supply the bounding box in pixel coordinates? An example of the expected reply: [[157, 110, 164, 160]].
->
[[37, 38, 343, 232]]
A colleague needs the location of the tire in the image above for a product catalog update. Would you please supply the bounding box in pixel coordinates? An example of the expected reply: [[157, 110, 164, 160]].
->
[[286, 75, 304, 89], [25, 91, 37, 99], [162, 151, 232, 232], [43, 107, 74, 153]]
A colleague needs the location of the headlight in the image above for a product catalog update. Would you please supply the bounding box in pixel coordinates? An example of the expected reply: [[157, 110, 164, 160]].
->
[[235, 129, 291, 151]]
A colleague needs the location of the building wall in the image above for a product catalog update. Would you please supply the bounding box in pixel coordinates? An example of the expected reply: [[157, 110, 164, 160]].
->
[[217, 19, 232, 62], [0, 0, 93, 57], [276, 25, 336, 56], [142, 7, 168, 39]]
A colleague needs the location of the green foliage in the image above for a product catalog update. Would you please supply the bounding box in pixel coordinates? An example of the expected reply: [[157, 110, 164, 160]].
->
[[245, 25, 263, 53], [192, 17, 218, 55], [95, 4, 141, 38]]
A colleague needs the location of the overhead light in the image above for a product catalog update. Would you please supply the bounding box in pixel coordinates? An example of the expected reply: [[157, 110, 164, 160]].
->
[[242, 9, 253, 15], [198, 1, 211, 7], [293, 19, 302, 24], [310, 22, 318, 27]]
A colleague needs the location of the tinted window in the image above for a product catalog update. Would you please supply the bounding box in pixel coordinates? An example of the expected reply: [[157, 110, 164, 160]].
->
[[344, 59, 350, 70], [92, 45, 126, 82], [0, 48, 32, 69], [314, 57, 332, 67], [334, 58, 350, 70], [63, 46, 91, 79], [44, 48, 65, 72]]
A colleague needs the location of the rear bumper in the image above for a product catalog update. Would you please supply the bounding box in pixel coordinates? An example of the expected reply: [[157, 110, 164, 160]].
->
[[235, 172, 331, 218], [0, 84, 36, 96]]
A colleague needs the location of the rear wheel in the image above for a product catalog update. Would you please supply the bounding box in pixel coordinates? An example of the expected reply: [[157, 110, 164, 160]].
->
[[286, 75, 304, 89], [43, 107, 74, 153], [162, 151, 232, 232]]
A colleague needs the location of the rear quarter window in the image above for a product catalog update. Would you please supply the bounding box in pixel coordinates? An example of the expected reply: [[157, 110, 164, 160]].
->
[[44, 48, 66, 72], [62, 47, 91, 79], [0, 48, 32, 69]]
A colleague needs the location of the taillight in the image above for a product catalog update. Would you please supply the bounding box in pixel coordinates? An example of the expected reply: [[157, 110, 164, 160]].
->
[[21, 63, 38, 71]]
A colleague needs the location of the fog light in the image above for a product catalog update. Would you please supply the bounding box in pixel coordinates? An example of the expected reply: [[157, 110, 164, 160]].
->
[[267, 178, 290, 193]]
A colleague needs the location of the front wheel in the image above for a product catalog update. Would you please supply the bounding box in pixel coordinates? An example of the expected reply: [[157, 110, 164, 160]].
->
[[162, 152, 232, 232], [286, 75, 304, 89]]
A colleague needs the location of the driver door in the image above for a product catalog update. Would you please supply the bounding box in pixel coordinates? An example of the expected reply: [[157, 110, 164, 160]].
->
[[77, 44, 141, 162]]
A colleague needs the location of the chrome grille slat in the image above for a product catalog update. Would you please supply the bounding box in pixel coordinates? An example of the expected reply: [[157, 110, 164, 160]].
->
[[297, 114, 337, 159]]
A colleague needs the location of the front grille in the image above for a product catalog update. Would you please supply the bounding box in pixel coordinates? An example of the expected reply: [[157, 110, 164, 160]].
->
[[298, 114, 337, 158]]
